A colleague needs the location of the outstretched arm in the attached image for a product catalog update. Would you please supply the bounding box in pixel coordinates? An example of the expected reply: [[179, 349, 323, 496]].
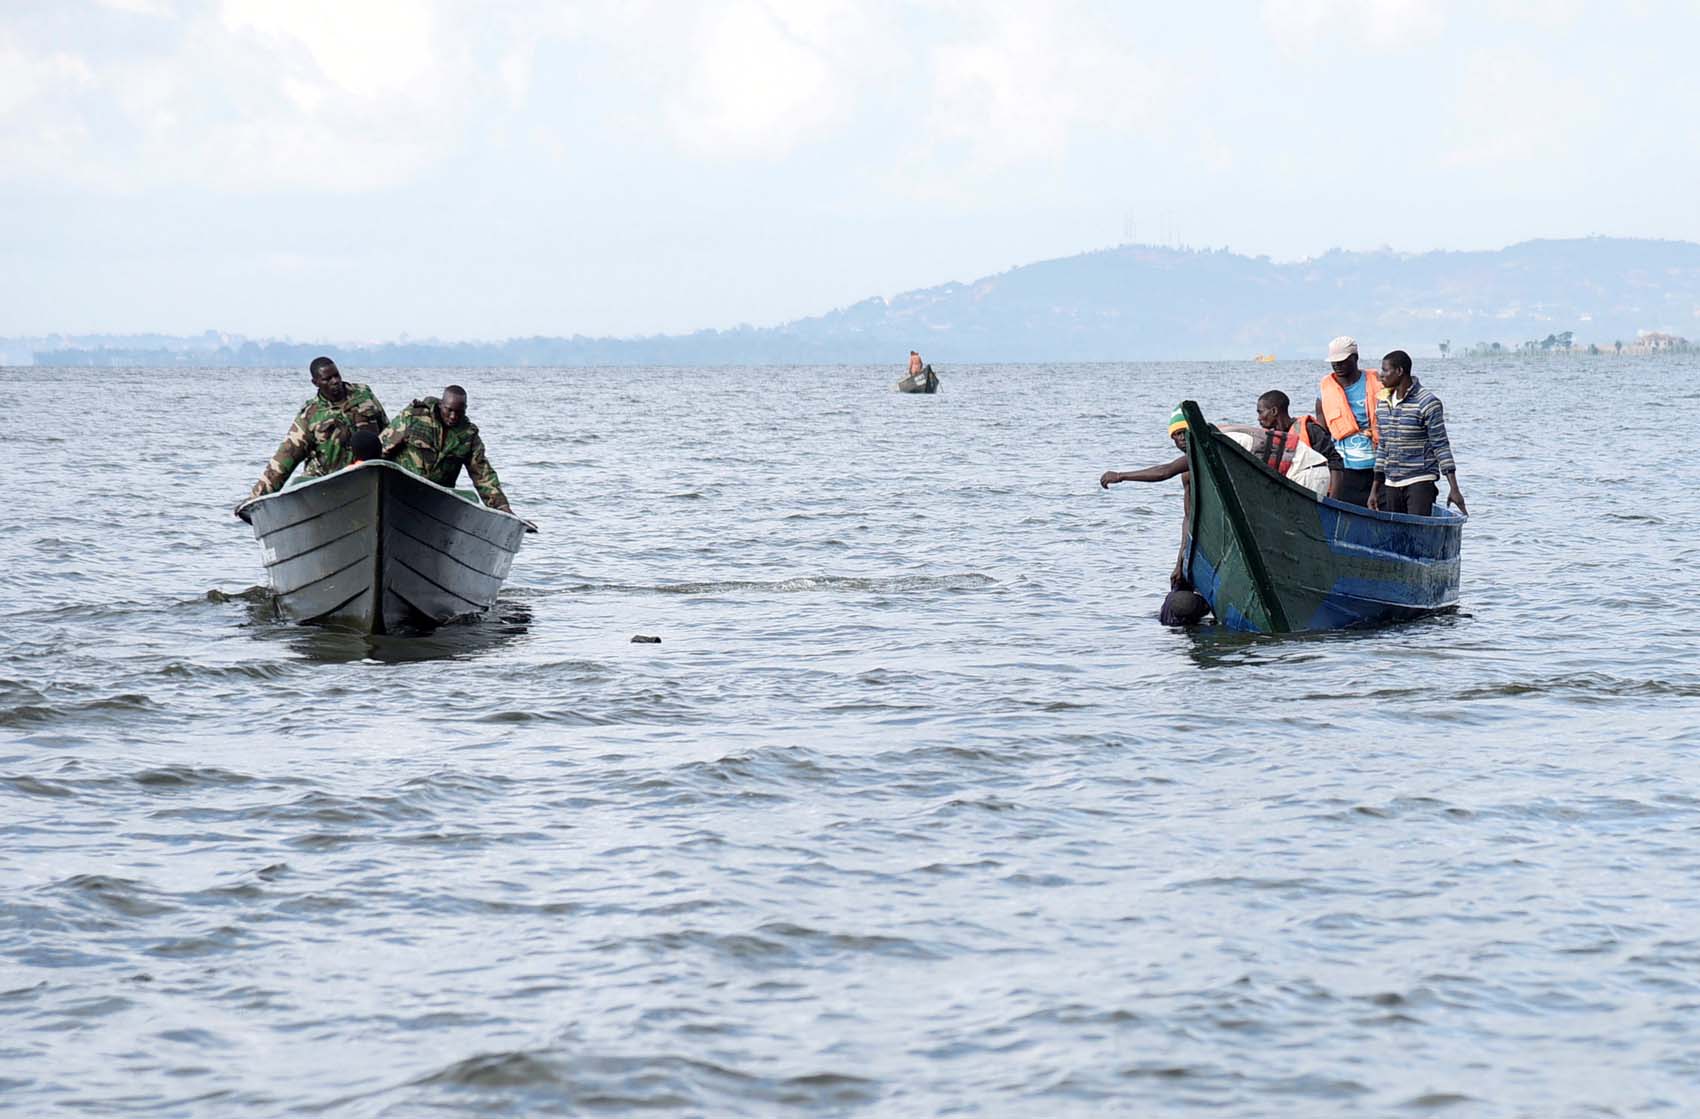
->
[[1100, 454, 1188, 488]]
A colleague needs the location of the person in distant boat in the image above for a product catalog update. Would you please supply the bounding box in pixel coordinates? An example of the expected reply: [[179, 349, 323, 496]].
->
[[1312, 336, 1379, 505], [349, 430, 383, 464], [379, 385, 512, 513], [1255, 390, 1343, 499], [908, 351, 923, 376], [1369, 350, 1467, 517], [242, 356, 388, 510]]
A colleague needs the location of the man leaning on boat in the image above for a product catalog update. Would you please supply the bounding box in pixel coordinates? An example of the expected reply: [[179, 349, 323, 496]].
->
[[241, 356, 388, 511], [378, 385, 513, 514]]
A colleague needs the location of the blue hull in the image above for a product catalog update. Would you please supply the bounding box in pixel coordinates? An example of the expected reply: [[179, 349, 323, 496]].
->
[[1180, 401, 1464, 634]]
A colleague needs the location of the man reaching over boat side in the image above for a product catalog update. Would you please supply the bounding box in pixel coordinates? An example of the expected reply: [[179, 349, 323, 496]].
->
[[380, 385, 513, 514], [1254, 390, 1343, 499], [1312, 336, 1380, 506], [240, 356, 388, 512], [1369, 351, 1467, 517], [1100, 405, 1261, 589]]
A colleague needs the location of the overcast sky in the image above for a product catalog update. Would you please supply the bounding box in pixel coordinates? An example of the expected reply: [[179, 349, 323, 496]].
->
[[2, 0, 1694, 339]]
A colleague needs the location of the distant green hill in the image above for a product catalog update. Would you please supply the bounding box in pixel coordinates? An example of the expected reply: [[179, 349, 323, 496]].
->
[[18, 237, 1700, 366]]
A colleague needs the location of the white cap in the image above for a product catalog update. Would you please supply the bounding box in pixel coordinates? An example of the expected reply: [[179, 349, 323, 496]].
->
[[1326, 336, 1358, 363]]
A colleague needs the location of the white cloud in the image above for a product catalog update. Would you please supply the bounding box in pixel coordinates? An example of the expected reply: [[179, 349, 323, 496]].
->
[[218, 0, 439, 102], [0, 1, 497, 192], [1260, 0, 1447, 53], [902, 3, 1167, 193], [95, 0, 171, 13], [1441, 47, 1597, 168], [664, 0, 869, 156]]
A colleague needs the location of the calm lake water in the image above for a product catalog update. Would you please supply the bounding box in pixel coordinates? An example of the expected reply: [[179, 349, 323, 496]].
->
[[4, 359, 1699, 1117]]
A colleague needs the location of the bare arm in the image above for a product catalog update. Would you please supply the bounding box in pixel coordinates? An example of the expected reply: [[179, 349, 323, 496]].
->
[[1100, 454, 1188, 487]]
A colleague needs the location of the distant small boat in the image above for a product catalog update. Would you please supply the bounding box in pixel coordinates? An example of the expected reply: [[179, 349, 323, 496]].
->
[[1254, 353, 1277, 363], [236, 461, 533, 634], [896, 365, 940, 393], [1179, 400, 1462, 633]]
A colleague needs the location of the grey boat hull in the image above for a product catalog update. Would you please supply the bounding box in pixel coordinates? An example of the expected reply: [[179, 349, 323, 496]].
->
[[896, 366, 939, 393], [237, 461, 529, 634]]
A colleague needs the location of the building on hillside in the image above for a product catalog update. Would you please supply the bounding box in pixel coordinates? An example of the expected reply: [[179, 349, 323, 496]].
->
[[1628, 331, 1691, 354]]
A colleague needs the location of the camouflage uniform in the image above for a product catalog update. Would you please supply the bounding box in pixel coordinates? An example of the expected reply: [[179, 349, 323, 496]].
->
[[379, 397, 511, 513], [249, 384, 388, 500]]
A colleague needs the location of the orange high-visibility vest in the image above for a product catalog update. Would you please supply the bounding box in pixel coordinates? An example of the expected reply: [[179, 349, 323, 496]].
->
[[1318, 371, 1381, 445], [1265, 417, 1314, 476]]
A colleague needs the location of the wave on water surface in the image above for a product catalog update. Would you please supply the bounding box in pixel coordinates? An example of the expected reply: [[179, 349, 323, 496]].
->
[[563, 572, 999, 596], [5, 360, 1700, 1118]]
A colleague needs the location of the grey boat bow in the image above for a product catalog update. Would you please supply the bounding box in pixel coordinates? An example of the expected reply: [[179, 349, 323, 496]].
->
[[237, 461, 532, 634], [896, 365, 940, 393]]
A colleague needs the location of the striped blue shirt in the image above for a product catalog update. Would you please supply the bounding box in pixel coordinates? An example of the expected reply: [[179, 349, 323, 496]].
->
[[1373, 378, 1456, 483]]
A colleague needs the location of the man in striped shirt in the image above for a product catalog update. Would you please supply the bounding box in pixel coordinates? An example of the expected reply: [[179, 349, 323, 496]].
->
[[1368, 350, 1468, 517]]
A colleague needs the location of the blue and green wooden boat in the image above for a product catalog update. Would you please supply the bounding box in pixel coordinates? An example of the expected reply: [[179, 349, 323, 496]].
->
[[1179, 400, 1463, 634]]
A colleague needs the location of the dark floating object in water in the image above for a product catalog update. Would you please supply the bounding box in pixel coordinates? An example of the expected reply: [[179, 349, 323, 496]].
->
[[1179, 399, 1463, 634], [1160, 588, 1210, 627], [235, 461, 533, 635], [631, 634, 662, 644], [896, 364, 940, 394]]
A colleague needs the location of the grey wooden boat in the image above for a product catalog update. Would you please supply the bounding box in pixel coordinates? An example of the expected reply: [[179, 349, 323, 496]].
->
[[896, 365, 939, 393], [236, 461, 532, 634]]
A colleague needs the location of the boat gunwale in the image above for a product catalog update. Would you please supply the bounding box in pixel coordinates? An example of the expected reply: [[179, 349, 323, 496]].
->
[[1182, 402, 1467, 529], [237, 460, 532, 531], [1180, 398, 1464, 635]]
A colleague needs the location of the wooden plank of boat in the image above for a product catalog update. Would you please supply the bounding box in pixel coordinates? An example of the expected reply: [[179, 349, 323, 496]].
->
[[236, 461, 532, 634], [1179, 399, 1462, 634], [895, 365, 940, 393]]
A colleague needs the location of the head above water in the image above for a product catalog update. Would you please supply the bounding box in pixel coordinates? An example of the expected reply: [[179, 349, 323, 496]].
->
[[309, 356, 347, 402], [436, 385, 468, 428], [1327, 335, 1360, 384], [1160, 588, 1210, 627], [1256, 390, 1292, 429], [1380, 350, 1413, 393]]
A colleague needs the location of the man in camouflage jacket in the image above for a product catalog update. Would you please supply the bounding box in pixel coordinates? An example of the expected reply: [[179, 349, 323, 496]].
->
[[379, 385, 512, 513], [245, 357, 388, 503]]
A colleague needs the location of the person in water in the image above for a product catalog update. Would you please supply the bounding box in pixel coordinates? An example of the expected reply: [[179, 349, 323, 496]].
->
[[1160, 587, 1210, 626], [1369, 350, 1467, 517], [1255, 390, 1343, 499], [243, 356, 388, 509], [1312, 336, 1379, 505], [379, 385, 513, 513]]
